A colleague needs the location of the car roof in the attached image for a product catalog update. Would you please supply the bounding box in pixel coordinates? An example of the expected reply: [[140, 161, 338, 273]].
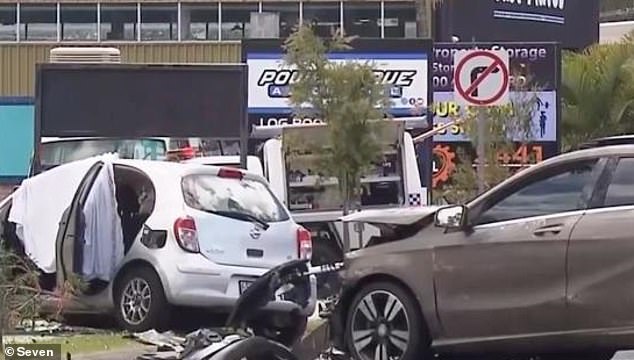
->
[[184, 155, 258, 164], [113, 159, 268, 183], [578, 135, 634, 149], [41, 137, 167, 143], [516, 144, 634, 176]]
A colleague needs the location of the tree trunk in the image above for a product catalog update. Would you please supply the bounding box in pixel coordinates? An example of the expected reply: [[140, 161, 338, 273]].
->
[[342, 200, 351, 253], [341, 175, 351, 253]]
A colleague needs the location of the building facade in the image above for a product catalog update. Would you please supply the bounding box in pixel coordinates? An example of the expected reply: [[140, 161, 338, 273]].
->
[[0, 1, 417, 43], [0, 0, 418, 96]]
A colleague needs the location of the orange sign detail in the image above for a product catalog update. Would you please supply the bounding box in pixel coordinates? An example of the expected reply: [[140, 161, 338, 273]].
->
[[432, 144, 456, 188]]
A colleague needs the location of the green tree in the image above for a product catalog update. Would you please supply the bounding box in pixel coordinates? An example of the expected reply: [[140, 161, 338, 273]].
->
[[283, 25, 392, 250], [561, 36, 634, 149]]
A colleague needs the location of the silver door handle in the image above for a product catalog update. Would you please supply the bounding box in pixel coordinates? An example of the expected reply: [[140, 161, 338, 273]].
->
[[533, 226, 562, 236]]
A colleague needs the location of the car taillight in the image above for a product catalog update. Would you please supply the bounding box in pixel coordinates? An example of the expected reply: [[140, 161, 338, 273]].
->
[[218, 167, 244, 179], [173, 216, 200, 253], [178, 147, 195, 160], [297, 226, 312, 260]]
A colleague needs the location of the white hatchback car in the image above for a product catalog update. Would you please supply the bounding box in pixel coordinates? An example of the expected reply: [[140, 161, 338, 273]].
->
[[0, 155, 315, 333]]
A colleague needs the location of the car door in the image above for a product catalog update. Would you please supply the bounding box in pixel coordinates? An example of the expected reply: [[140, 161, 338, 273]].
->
[[55, 161, 104, 288], [567, 156, 634, 331], [433, 157, 604, 340]]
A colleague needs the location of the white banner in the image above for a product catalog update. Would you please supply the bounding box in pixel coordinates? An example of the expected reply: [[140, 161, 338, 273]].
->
[[246, 53, 429, 115]]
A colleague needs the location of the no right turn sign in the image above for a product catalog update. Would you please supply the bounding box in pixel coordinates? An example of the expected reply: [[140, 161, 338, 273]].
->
[[453, 50, 510, 107]]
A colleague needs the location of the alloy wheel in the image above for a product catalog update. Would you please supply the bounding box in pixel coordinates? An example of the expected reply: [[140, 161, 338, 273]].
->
[[350, 290, 410, 360], [121, 277, 152, 326]]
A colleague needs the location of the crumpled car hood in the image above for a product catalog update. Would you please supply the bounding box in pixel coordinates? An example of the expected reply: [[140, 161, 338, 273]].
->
[[339, 206, 442, 226]]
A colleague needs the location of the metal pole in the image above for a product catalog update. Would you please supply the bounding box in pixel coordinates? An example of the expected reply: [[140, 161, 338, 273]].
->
[[476, 109, 486, 193]]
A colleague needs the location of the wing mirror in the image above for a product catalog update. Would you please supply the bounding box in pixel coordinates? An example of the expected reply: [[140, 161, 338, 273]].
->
[[434, 205, 467, 229]]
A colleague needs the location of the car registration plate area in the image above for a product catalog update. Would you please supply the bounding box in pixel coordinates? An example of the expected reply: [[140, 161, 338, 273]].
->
[[239, 280, 255, 294]]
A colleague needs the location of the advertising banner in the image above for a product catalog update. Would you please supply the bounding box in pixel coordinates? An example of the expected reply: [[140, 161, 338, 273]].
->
[[248, 53, 429, 116], [433, 91, 557, 142], [437, 0, 599, 51], [243, 39, 433, 129], [431, 42, 561, 189]]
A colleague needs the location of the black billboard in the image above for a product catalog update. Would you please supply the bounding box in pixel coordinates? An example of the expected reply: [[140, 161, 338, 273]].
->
[[36, 63, 248, 139], [436, 0, 599, 51]]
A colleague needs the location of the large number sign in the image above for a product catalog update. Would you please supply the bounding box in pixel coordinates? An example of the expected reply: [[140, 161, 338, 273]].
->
[[432, 142, 559, 188]]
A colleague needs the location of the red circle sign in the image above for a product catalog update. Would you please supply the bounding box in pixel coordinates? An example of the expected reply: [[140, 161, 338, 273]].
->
[[454, 50, 509, 106]]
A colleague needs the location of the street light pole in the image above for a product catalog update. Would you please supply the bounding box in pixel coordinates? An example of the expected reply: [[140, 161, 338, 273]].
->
[[476, 110, 486, 193]]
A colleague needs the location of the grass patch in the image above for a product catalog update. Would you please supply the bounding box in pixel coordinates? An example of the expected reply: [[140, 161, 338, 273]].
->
[[4, 333, 139, 356]]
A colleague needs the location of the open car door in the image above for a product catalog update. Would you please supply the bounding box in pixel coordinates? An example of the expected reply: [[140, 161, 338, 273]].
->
[[55, 161, 104, 289]]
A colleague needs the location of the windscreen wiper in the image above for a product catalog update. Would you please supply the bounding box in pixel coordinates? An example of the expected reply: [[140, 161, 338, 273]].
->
[[211, 210, 270, 230]]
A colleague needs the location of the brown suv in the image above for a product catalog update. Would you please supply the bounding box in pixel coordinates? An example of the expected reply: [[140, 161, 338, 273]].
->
[[329, 141, 634, 360]]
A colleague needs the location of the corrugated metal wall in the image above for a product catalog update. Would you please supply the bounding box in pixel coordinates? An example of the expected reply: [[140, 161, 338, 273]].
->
[[0, 42, 242, 96]]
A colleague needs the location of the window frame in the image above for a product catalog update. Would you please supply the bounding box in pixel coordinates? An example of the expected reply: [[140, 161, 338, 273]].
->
[[467, 156, 608, 227], [591, 155, 634, 209]]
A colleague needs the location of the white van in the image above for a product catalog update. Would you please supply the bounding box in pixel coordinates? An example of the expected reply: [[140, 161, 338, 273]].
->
[[183, 155, 264, 177]]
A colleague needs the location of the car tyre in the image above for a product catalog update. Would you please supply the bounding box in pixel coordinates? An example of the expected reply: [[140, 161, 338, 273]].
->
[[114, 266, 170, 332], [345, 281, 432, 360]]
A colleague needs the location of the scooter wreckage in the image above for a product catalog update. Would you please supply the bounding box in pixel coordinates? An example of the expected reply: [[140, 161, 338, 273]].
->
[[137, 259, 345, 360]]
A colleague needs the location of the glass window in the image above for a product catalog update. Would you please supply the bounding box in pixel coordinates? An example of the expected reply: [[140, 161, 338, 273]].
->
[[60, 4, 97, 41], [261, 2, 299, 38], [141, 3, 177, 41], [101, 4, 137, 41], [20, 5, 57, 41], [303, 2, 340, 38], [284, 125, 404, 211], [475, 160, 599, 225], [182, 174, 290, 222], [182, 3, 218, 40], [383, 1, 417, 38], [221, 3, 258, 40], [343, 2, 380, 38], [40, 139, 167, 169], [0, 5, 16, 41], [604, 158, 634, 207]]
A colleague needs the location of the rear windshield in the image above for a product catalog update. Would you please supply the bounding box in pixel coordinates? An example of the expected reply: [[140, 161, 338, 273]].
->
[[181, 174, 290, 222], [40, 139, 167, 167]]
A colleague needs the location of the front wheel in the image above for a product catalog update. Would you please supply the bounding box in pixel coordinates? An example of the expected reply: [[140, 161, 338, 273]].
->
[[344, 281, 432, 360], [114, 266, 170, 332]]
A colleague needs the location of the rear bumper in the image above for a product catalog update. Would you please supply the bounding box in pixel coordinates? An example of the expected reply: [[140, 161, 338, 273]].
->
[[159, 253, 317, 315]]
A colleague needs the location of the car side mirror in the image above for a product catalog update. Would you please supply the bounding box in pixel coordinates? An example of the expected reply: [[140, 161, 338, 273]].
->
[[434, 205, 467, 229]]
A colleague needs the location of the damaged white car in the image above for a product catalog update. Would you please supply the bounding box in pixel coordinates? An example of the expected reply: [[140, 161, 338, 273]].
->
[[0, 154, 315, 335]]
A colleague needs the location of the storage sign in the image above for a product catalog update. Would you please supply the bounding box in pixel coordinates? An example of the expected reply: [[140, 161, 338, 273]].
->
[[247, 53, 429, 116]]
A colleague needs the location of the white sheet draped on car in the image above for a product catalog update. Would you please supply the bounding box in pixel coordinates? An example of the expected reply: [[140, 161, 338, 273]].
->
[[9, 153, 124, 280], [81, 155, 124, 282]]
